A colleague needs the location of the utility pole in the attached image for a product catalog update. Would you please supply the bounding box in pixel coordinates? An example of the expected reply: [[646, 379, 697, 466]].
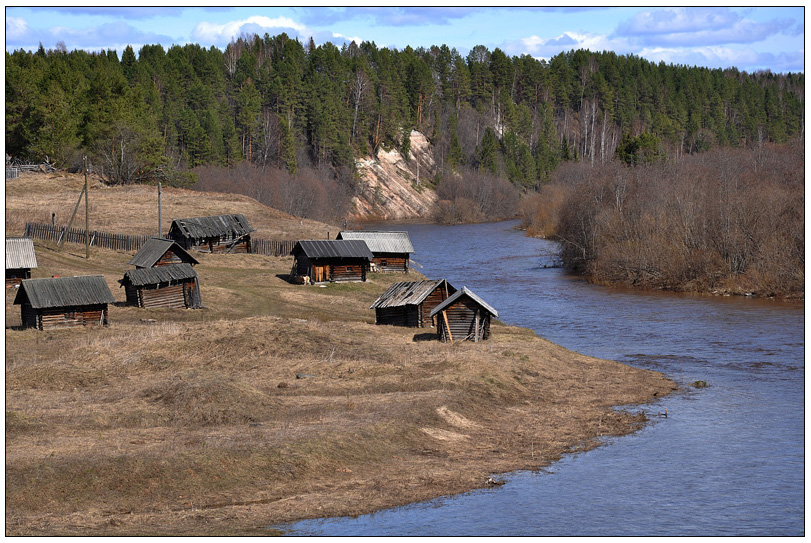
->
[[84, 156, 89, 259], [158, 182, 162, 237]]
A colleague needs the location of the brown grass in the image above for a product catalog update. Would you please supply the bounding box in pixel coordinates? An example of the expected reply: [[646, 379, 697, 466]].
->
[[5, 173, 677, 536]]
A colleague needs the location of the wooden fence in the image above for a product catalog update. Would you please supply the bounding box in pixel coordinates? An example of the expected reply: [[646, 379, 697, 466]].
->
[[250, 238, 296, 257], [24, 222, 149, 252], [24, 221, 297, 257]]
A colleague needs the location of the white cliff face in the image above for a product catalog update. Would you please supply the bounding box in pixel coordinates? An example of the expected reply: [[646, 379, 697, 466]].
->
[[351, 130, 438, 220]]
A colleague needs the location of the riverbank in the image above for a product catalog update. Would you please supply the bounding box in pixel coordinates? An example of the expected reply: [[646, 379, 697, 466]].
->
[[5, 175, 676, 536]]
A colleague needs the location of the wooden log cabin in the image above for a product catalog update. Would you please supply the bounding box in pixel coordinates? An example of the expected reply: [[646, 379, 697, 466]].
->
[[129, 237, 199, 268], [14, 275, 115, 330], [119, 263, 202, 309], [335, 231, 414, 273], [429, 287, 499, 342], [291, 240, 374, 283], [369, 279, 457, 327], [6, 237, 37, 287], [168, 214, 255, 253]]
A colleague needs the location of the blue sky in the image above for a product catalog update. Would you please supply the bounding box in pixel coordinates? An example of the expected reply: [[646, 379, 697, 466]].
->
[[4, 5, 805, 73]]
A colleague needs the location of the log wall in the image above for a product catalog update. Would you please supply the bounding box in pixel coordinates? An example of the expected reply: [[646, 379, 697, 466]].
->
[[330, 261, 366, 282], [140, 284, 188, 309], [438, 299, 491, 342], [372, 253, 409, 273], [375, 306, 421, 327], [6, 269, 30, 288], [22, 303, 109, 330]]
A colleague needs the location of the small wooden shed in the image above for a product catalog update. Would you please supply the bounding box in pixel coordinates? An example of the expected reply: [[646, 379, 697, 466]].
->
[[14, 275, 115, 330], [130, 237, 199, 268], [336, 231, 414, 273], [6, 237, 38, 287], [119, 263, 202, 309], [168, 214, 255, 253], [429, 287, 498, 342], [291, 240, 373, 283], [370, 279, 457, 327]]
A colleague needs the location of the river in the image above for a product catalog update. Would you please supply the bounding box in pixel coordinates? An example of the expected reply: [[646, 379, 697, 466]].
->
[[280, 220, 804, 536]]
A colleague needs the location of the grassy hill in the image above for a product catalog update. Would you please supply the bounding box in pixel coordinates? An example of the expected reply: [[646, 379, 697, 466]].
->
[[5, 173, 676, 535]]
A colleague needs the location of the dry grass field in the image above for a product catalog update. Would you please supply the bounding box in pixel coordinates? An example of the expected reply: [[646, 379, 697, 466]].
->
[[5, 173, 677, 536]]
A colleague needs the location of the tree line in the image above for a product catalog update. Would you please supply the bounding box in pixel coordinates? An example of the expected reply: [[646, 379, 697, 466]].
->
[[6, 35, 804, 197]]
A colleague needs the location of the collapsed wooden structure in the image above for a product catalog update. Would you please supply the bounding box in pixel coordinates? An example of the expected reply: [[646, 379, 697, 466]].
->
[[291, 240, 374, 283], [430, 286, 498, 342], [14, 275, 115, 330], [6, 237, 37, 287], [369, 279, 456, 327], [168, 214, 254, 253], [336, 231, 414, 273], [129, 237, 199, 268], [119, 263, 202, 309]]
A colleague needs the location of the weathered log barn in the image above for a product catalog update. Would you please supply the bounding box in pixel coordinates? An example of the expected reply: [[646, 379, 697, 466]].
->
[[291, 240, 373, 283], [6, 237, 37, 287], [129, 237, 199, 268], [429, 286, 499, 342], [119, 263, 202, 309], [168, 214, 255, 253], [369, 279, 457, 327], [335, 231, 414, 272], [14, 275, 115, 330]]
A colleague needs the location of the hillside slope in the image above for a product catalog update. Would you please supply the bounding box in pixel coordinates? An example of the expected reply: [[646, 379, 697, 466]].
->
[[351, 130, 438, 221]]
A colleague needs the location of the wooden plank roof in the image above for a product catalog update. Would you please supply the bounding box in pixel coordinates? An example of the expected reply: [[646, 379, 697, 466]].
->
[[336, 231, 414, 254], [292, 240, 374, 260], [169, 214, 255, 239], [14, 275, 115, 309], [121, 263, 198, 287], [429, 286, 499, 318], [129, 238, 198, 268], [6, 237, 38, 269], [369, 279, 455, 309]]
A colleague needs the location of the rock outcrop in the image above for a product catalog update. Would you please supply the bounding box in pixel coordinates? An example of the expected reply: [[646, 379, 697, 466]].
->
[[351, 130, 438, 221]]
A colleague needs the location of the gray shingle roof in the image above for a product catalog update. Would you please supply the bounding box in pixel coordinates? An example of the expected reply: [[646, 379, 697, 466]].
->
[[121, 263, 198, 287], [336, 231, 414, 254], [369, 279, 456, 309], [129, 238, 198, 268], [292, 240, 374, 260], [6, 237, 38, 270], [429, 286, 499, 318], [14, 275, 115, 309], [169, 214, 255, 240]]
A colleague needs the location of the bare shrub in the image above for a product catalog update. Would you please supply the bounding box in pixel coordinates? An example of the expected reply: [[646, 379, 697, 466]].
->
[[192, 162, 351, 222], [434, 167, 519, 224], [552, 139, 804, 297]]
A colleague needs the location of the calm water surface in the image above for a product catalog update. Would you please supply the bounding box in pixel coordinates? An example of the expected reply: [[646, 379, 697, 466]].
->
[[281, 220, 804, 536]]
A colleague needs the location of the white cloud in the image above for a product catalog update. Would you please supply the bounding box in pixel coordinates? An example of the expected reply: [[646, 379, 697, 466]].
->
[[617, 7, 788, 46], [192, 15, 309, 45], [6, 17, 30, 40], [506, 31, 633, 59], [332, 32, 363, 45]]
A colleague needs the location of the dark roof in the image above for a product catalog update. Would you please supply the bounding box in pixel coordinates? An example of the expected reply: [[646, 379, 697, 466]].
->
[[6, 237, 38, 269], [429, 286, 499, 318], [369, 279, 456, 309], [336, 231, 414, 254], [121, 263, 198, 287], [169, 214, 255, 239], [292, 240, 374, 260], [14, 275, 115, 309], [129, 238, 198, 268]]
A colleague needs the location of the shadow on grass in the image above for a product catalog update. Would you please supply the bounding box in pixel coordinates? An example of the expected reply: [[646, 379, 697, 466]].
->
[[413, 332, 438, 342]]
